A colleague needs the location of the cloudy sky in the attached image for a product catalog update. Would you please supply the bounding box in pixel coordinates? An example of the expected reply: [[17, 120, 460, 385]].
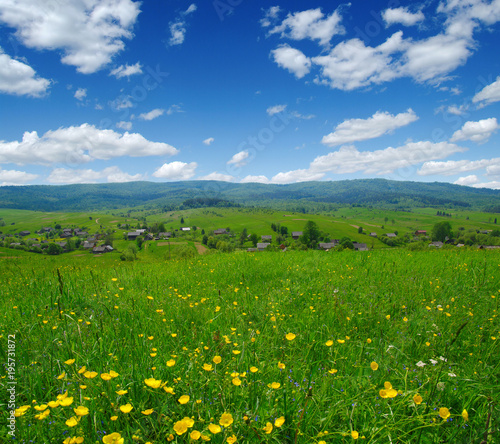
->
[[0, 0, 499, 188]]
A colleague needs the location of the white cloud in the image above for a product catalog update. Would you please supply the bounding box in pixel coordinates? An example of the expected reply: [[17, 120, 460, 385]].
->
[[168, 5, 197, 46], [110, 96, 133, 110], [471, 180, 500, 190], [166, 104, 183, 115], [450, 118, 499, 143], [153, 161, 197, 180], [271, 169, 325, 184], [203, 137, 214, 146], [260, 6, 281, 27], [0, 0, 141, 74], [0, 167, 38, 185], [322, 109, 418, 146], [47, 166, 142, 184], [382, 7, 424, 27], [267, 104, 287, 116], [418, 157, 500, 176], [312, 32, 406, 90], [139, 108, 165, 121], [0, 124, 178, 166], [184, 4, 197, 15], [291, 111, 315, 120], [454, 175, 479, 186], [198, 172, 235, 182], [227, 150, 250, 167], [473, 76, 500, 107], [271, 45, 311, 79], [0, 47, 50, 97], [447, 104, 468, 115], [74, 88, 87, 101], [110, 62, 143, 79], [268, 7, 344, 46], [240, 175, 270, 184], [116, 121, 132, 131]]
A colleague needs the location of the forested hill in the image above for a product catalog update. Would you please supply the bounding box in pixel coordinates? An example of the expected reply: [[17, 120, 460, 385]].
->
[[0, 179, 499, 212]]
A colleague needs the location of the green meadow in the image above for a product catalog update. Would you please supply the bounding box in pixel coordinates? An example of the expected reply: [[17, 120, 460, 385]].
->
[[1, 247, 499, 443]]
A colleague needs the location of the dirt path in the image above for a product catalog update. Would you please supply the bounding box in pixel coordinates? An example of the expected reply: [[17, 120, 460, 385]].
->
[[194, 243, 208, 254]]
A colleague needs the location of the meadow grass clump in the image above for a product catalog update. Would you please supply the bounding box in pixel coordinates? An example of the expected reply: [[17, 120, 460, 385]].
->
[[0, 249, 499, 443]]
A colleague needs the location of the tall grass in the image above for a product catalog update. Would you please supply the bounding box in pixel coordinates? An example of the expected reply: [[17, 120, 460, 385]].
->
[[1, 249, 499, 443]]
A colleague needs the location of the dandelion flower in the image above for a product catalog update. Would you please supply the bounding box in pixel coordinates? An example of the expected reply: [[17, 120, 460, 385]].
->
[[439, 407, 450, 419], [263, 422, 273, 434], [370, 362, 378, 371], [119, 403, 133, 413], [352, 430, 359, 439], [102, 432, 124, 444], [413, 394, 423, 405], [208, 424, 221, 434], [286, 333, 296, 341], [219, 412, 234, 427], [367, 338, 372, 343], [275, 416, 285, 427], [178, 395, 190, 405]]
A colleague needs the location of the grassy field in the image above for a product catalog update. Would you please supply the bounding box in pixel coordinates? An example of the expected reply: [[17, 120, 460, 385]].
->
[[1, 248, 499, 443]]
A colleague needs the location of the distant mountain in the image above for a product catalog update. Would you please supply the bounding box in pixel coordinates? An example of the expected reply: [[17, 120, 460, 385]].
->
[[0, 179, 499, 212]]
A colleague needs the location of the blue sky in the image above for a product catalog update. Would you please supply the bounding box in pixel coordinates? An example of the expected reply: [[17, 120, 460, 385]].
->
[[0, 0, 499, 188]]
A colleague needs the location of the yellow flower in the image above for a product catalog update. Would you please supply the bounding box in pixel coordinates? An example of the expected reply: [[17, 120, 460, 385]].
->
[[413, 394, 423, 405], [66, 416, 79, 427], [367, 338, 372, 343], [278, 362, 286, 370], [285, 333, 296, 341], [232, 377, 241, 386], [164, 386, 175, 394], [110, 416, 118, 421], [337, 339, 345, 344], [384, 382, 392, 389], [174, 419, 189, 435], [65, 359, 76, 365], [352, 430, 359, 439], [227, 435, 237, 443], [78, 366, 86, 374], [142, 409, 154, 415], [178, 395, 190, 404], [386, 315, 391, 320], [232, 350, 241, 355], [208, 424, 221, 434], [439, 407, 450, 419], [101, 373, 112, 381], [60, 397, 74, 407], [219, 412, 234, 427], [14, 405, 30, 417], [325, 340, 333, 346], [213, 356, 222, 364], [84, 371, 98, 379], [74, 406, 89, 416], [190, 430, 201, 440], [144, 378, 162, 388], [57, 371, 66, 379], [270, 382, 281, 389], [203, 363, 213, 371], [275, 416, 285, 427], [63, 437, 84, 444], [370, 362, 378, 371], [328, 369, 338, 374], [263, 422, 273, 434], [35, 409, 50, 420], [403, 317, 408, 322], [34, 404, 48, 411], [103, 432, 124, 444], [462, 409, 468, 421], [250, 366, 258, 373], [167, 359, 176, 367], [183, 416, 195, 428], [109, 370, 119, 378], [48, 400, 60, 408], [119, 403, 133, 413], [115, 390, 128, 395]]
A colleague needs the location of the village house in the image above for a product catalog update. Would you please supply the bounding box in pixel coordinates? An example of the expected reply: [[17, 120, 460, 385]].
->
[[93, 245, 114, 254], [292, 231, 303, 240], [429, 241, 443, 248], [181, 227, 191, 232], [214, 228, 227, 235], [19, 230, 31, 236], [256, 243, 270, 251], [415, 230, 427, 236], [158, 232, 171, 239], [386, 233, 397, 238], [82, 241, 95, 249], [127, 231, 142, 240], [369, 232, 377, 237], [353, 242, 368, 251]]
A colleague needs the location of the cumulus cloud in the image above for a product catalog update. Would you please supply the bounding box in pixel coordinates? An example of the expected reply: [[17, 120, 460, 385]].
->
[[382, 7, 424, 27], [260, 6, 281, 28], [240, 175, 270, 184], [152, 161, 197, 180], [322, 109, 418, 146], [0, 48, 50, 97], [0, 0, 141, 74], [198, 172, 235, 182], [450, 118, 499, 143], [168, 4, 197, 46], [138, 108, 165, 121], [0, 167, 38, 185], [454, 174, 479, 186], [271, 169, 325, 184], [227, 150, 250, 167], [267, 104, 287, 115], [74, 88, 87, 101], [203, 137, 214, 146], [47, 166, 142, 184], [267, 7, 344, 46], [0, 124, 178, 166], [471, 180, 500, 189], [116, 121, 132, 130], [473, 76, 500, 107], [271, 45, 311, 79], [418, 157, 500, 176], [109, 62, 143, 79]]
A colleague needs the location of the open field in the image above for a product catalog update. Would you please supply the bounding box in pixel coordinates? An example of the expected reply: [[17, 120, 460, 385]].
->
[[1, 248, 499, 443]]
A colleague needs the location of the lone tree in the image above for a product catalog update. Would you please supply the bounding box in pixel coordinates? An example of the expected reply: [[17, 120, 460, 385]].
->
[[432, 221, 453, 242], [303, 220, 320, 247]]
